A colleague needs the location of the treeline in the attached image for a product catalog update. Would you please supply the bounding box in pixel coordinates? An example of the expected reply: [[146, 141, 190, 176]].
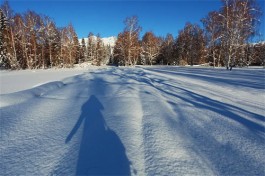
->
[[112, 0, 264, 68], [0, 0, 264, 70], [0, 1, 111, 69]]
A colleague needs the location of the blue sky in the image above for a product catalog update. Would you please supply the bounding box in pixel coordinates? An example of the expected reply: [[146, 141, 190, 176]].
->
[[4, 0, 265, 40]]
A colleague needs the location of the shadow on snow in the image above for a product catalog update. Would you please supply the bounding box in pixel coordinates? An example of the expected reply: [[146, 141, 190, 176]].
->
[[114, 68, 265, 175], [65, 95, 130, 175], [147, 67, 265, 90]]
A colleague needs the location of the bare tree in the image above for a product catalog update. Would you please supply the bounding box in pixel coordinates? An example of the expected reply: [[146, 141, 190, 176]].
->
[[176, 23, 206, 66], [219, 0, 261, 69], [202, 11, 223, 67], [141, 31, 160, 65], [42, 16, 60, 68], [123, 16, 141, 66], [24, 11, 42, 69], [159, 33, 175, 65], [62, 23, 79, 67], [93, 34, 103, 66]]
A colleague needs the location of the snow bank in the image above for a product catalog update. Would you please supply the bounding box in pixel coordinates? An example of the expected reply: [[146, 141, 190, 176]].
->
[[0, 67, 100, 94]]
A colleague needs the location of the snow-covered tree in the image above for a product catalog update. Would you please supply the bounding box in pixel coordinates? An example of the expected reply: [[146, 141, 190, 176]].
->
[[0, 1, 20, 69], [23, 11, 41, 69], [42, 17, 60, 67], [0, 8, 8, 68], [219, 0, 261, 69], [79, 38, 86, 63]]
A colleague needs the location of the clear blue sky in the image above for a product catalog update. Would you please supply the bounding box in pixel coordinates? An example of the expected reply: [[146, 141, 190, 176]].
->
[[3, 0, 265, 40]]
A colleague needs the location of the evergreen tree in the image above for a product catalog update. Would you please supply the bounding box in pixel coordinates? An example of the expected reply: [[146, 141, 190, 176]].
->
[[87, 32, 95, 62], [80, 38, 86, 63], [93, 34, 103, 66], [0, 8, 8, 68], [1, 1, 20, 69]]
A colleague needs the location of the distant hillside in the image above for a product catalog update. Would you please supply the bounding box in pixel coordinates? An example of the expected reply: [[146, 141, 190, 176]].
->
[[78, 36, 117, 47]]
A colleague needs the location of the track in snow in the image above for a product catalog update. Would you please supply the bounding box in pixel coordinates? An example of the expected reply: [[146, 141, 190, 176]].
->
[[1, 66, 264, 175]]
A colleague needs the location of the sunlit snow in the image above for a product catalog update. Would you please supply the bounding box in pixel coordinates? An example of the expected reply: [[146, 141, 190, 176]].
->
[[0, 66, 264, 175]]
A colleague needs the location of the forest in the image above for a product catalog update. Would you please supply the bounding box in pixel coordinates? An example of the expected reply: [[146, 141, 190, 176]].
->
[[0, 0, 264, 70]]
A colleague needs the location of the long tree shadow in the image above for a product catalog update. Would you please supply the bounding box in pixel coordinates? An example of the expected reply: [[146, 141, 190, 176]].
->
[[65, 95, 131, 175], [125, 68, 265, 174], [146, 67, 265, 90], [123, 69, 265, 135]]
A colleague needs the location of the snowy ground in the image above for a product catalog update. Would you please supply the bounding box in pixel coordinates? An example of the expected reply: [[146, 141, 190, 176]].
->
[[0, 66, 264, 175]]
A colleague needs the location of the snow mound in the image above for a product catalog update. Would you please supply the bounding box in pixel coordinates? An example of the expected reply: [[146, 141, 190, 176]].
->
[[0, 81, 64, 108]]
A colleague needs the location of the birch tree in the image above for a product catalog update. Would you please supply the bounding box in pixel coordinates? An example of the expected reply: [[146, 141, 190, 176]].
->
[[123, 16, 141, 66], [219, 0, 261, 69], [202, 11, 223, 67]]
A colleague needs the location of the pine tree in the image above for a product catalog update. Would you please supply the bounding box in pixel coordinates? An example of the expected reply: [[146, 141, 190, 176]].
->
[[1, 1, 20, 69], [102, 45, 112, 65], [80, 38, 86, 63], [87, 32, 95, 62], [93, 34, 103, 66], [0, 8, 7, 68]]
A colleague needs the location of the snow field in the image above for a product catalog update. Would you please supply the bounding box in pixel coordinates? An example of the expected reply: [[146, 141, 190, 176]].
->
[[0, 66, 264, 175]]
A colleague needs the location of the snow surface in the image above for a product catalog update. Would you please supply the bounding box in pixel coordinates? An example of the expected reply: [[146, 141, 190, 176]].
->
[[0, 66, 265, 175], [0, 66, 104, 94]]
